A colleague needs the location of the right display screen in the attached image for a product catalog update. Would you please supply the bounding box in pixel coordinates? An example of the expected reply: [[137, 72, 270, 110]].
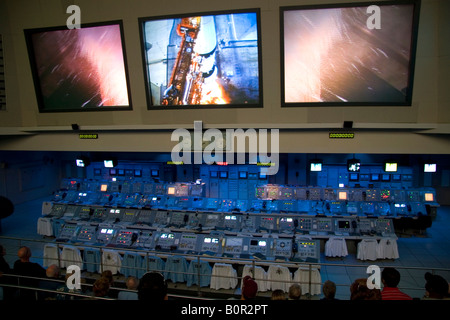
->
[[280, 0, 420, 106]]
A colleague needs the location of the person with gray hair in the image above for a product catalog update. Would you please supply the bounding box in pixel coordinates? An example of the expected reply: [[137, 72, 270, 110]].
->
[[39, 264, 62, 300], [118, 276, 139, 300]]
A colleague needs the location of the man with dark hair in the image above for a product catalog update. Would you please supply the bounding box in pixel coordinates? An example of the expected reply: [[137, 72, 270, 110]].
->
[[423, 272, 449, 300], [138, 272, 168, 300], [381, 267, 412, 300], [321, 280, 338, 300]]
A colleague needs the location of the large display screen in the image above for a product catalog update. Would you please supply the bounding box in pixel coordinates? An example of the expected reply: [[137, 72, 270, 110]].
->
[[139, 9, 262, 109], [281, 1, 420, 106], [25, 21, 132, 112]]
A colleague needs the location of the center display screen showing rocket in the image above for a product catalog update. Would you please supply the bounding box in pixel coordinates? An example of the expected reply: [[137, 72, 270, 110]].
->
[[139, 9, 262, 108]]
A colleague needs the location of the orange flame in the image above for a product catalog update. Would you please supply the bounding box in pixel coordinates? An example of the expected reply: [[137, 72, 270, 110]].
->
[[200, 80, 229, 105]]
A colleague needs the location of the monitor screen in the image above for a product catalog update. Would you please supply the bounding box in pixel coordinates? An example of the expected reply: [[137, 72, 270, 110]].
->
[[104, 160, 116, 168], [219, 171, 228, 178], [338, 220, 350, 229], [151, 169, 159, 177], [239, 171, 248, 179], [424, 163, 436, 173], [385, 162, 398, 172], [210, 171, 218, 178], [139, 9, 263, 109], [76, 159, 85, 167], [424, 193, 434, 201], [347, 159, 361, 172], [310, 162, 322, 172], [100, 184, 108, 192], [281, 1, 420, 106], [338, 191, 348, 200], [226, 237, 243, 247], [25, 21, 132, 112], [349, 173, 359, 181]]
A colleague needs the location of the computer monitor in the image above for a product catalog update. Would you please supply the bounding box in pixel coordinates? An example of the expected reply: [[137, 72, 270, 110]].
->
[[280, 0, 420, 106], [347, 159, 361, 172], [25, 21, 132, 112], [384, 162, 398, 172], [139, 9, 263, 109], [104, 159, 117, 168], [310, 161, 322, 172]]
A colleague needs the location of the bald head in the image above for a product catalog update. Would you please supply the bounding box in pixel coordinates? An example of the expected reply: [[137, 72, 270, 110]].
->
[[126, 276, 139, 290], [46, 264, 60, 278], [17, 246, 31, 262]]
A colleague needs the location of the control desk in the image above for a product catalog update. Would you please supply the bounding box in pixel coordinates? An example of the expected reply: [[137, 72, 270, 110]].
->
[[42, 179, 438, 263]]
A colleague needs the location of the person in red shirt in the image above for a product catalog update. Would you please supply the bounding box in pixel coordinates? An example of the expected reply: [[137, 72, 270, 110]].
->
[[381, 267, 412, 300]]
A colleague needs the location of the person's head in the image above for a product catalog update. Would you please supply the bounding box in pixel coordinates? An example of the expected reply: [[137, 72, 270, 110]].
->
[[271, 289, 286, 300], [350, 278, 381, 300], [288, 283, 302, 300], [241, 276, 258, 300], [425, 272, 449, 299], [17, 246, 31, 262], [101, 270, 114, 284], [322, 280, 336, 299], [46, 264, 60, 278], [138, 272, 168, 300], [381, 267, 401, 288], [126, 276, 139, 290], [93, 277, 110, 297]]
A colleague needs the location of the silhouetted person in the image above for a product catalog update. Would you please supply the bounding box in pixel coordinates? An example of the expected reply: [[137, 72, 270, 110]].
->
[[350, 278, 381, 300], [138, 272, 168, 300], [381, 267, 412, 300], [241, 276, 258, 300], [118, 276, 139, 300], [39, 264, 63, 300], [0, 244, 14, 300], [13, 246, 46, 300], [321, 280, 338, 301], [423, 272, 450, 300]]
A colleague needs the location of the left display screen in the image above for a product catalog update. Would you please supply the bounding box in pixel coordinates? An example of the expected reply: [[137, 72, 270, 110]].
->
[[139, 9, 263, 109], [25, 21, 132, 112]]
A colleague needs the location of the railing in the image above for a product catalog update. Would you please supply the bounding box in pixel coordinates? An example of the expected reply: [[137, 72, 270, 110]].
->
[[1, 235, 448, 300]]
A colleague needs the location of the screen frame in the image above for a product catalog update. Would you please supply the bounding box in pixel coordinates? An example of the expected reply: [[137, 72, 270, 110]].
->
[[24, 20, 133, 113], [138, 8, 264, 110], [279, 0, 421, 107]]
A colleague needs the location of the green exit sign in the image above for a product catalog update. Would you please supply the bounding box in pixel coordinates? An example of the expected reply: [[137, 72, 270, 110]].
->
[[79, 134, 98, 139], [329, 132, 354, 139]]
